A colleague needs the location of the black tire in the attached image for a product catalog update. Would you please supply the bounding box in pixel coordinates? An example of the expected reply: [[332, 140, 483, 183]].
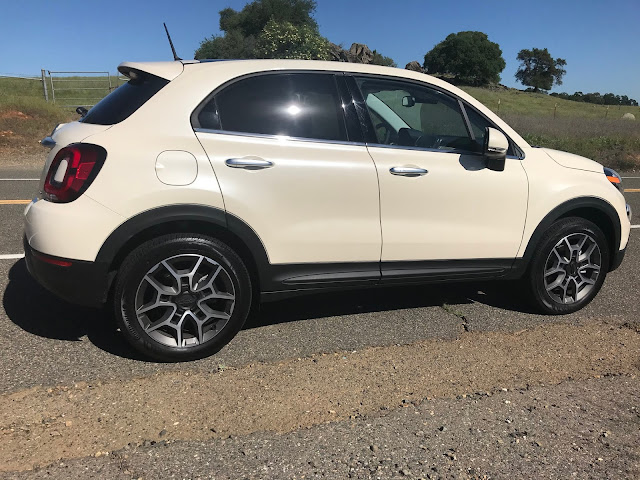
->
[[527, 217, 609, 314], [113, 234, 252, 361]]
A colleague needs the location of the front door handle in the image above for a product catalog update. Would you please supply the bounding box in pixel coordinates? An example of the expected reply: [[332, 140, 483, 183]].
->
[[225, 157, 274, 170], [389, 166, 428, 177]]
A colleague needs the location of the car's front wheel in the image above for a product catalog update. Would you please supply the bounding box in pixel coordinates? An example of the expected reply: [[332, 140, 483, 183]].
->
[[528, 217, 609, 314], [113, 234, 252, 361]]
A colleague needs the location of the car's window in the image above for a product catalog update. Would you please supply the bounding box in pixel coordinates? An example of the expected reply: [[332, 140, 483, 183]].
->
[[204, 73, 347, 142], [355, 77, 481, 153], [464, 105, 516, 156], [81, 71, 168, 126], [464, 106, 492, 148]]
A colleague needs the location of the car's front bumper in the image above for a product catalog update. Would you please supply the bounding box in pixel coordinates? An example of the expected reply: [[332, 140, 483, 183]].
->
[[609, 246, 627, 272], [23, 235, 111, 307]]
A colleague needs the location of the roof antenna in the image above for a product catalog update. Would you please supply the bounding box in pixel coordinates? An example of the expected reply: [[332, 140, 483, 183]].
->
[[163, 22, 182, 61]]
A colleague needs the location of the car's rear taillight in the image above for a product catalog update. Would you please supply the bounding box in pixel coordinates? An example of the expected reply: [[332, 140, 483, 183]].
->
[[43, 144, 106, 203]]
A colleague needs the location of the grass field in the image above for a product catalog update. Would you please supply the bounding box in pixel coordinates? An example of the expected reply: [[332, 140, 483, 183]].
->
[[0, 74, 124, 156], [461, 86, 640, 120], [1, 75, 639, 170]]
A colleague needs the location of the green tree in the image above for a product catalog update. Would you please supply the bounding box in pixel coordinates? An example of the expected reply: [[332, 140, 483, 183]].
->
[[423, 31, 505, 86], [254, 19, 331, 60], [515, 48, 567, 92], [371, 50, 397, 67], [195, 0, 319, 60]]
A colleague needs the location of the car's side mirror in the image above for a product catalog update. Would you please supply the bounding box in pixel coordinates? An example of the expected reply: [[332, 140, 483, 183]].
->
[[483, 127, 508, 171]]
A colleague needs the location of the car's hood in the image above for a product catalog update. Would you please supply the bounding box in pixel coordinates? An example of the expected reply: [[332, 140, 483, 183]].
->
[[540, 148, 603, 173]]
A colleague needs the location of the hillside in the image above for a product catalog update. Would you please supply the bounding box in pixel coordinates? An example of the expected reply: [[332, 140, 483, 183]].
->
[[1, 76, 639, 170], [461, 86, 639, 119]]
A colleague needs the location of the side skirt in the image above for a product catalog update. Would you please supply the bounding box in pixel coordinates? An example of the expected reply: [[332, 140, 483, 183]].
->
[[261, 258, 523, 302]]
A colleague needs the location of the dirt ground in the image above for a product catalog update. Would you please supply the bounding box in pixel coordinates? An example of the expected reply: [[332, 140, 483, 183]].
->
[[1, 319, 639, 473], [0, 149, 45, 169]]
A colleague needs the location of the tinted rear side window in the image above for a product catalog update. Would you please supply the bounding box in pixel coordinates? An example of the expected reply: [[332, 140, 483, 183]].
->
[[81, 72, 168, 125], [203, 73, 347, 142]]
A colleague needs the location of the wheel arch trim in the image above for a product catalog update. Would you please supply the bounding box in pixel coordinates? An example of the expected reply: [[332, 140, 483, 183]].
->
[[95, 204, 271, 286], [520, 196, 621, 269]]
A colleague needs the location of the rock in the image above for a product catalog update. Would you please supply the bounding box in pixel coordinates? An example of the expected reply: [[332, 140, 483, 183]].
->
[[370, 444, 379, 453], [622, 113, 636, 121], [405, 61, 424, 73], [329, 43, 350, 62], [438, 426, 447, 432], [329, 42, 375, 64], [159, 429, 167, 437], [348, 43, 373, 64]]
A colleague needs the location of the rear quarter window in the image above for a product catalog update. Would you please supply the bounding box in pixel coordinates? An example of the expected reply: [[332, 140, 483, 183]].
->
[[195, 73, 348, 142], [81, 71, 168, 125]]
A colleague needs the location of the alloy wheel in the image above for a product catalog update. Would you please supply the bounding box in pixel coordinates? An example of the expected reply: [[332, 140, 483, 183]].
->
[[543, 233, 602, 305], [134, 254, 236, 348]]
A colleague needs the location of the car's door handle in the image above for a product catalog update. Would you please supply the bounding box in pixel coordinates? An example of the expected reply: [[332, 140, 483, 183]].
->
[[389, 166, 428, 177], [225, 158, 274, 170]]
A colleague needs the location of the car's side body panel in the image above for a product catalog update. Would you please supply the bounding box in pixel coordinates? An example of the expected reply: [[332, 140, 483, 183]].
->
[[24, 194, 125, 261], [366, 146, 529, 261], [195, 130, 382, 264], [518, 148, 629, 254]]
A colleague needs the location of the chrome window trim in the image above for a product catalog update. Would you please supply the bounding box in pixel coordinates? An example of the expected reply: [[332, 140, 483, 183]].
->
[[366, 141, 521, 159], [194, 127, 520, 159], [194, 127, 367, 147]]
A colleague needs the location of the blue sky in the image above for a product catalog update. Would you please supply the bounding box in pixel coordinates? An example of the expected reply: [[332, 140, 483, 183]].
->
[[2, 0, 639, 100]]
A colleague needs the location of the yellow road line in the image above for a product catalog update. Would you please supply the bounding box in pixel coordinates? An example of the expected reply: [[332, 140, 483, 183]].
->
[[624, 188, 640, 193], [0, 199, 31, 205]]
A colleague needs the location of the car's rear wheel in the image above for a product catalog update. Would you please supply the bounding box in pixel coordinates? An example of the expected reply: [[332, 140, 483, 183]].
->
[[113, 234, 252, 361], [528, 217, 609, 314]]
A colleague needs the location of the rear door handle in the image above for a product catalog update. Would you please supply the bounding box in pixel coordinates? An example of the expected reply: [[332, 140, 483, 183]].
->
[[225, 158, 274, 170], [389, 166, 428, 177]]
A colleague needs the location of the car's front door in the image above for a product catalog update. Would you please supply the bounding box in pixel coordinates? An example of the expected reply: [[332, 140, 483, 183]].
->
[[352, 76, 528, 277], [194, 72, 381, 274]]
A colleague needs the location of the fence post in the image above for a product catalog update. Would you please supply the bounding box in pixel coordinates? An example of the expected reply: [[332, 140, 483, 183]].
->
[[48, 71, 55, 104], [41, 69, 48, 102], [553, 103, 558, 119]]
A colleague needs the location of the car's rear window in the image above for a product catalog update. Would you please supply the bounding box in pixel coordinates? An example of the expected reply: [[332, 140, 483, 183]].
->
[[81, 72, 168, 125]]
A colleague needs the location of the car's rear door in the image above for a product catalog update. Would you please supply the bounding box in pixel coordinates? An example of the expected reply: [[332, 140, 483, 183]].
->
[[194, 72, 381, 280]]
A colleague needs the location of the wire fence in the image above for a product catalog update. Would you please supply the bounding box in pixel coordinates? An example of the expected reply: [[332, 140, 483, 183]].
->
[[0, 70, 127, 108]]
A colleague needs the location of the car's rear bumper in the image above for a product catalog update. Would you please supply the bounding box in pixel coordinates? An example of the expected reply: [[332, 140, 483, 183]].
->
[[23, 235, 111, 308]]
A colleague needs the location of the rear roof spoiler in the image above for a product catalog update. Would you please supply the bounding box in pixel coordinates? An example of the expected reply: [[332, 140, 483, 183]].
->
[[117, 61, 184, 81]]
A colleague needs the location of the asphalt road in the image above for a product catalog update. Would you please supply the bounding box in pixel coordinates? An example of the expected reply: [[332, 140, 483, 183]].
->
[[0, 167, 638, 392], [1, 166, 639, 478]]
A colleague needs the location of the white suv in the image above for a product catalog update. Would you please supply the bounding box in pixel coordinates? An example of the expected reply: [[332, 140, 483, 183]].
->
[[24, 59, 631, 361]]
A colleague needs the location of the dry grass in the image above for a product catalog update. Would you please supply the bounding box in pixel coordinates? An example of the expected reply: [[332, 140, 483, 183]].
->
[[462, 86, 640, 120], [500, 114, 640, 170], [0, 97, 73, 155]]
